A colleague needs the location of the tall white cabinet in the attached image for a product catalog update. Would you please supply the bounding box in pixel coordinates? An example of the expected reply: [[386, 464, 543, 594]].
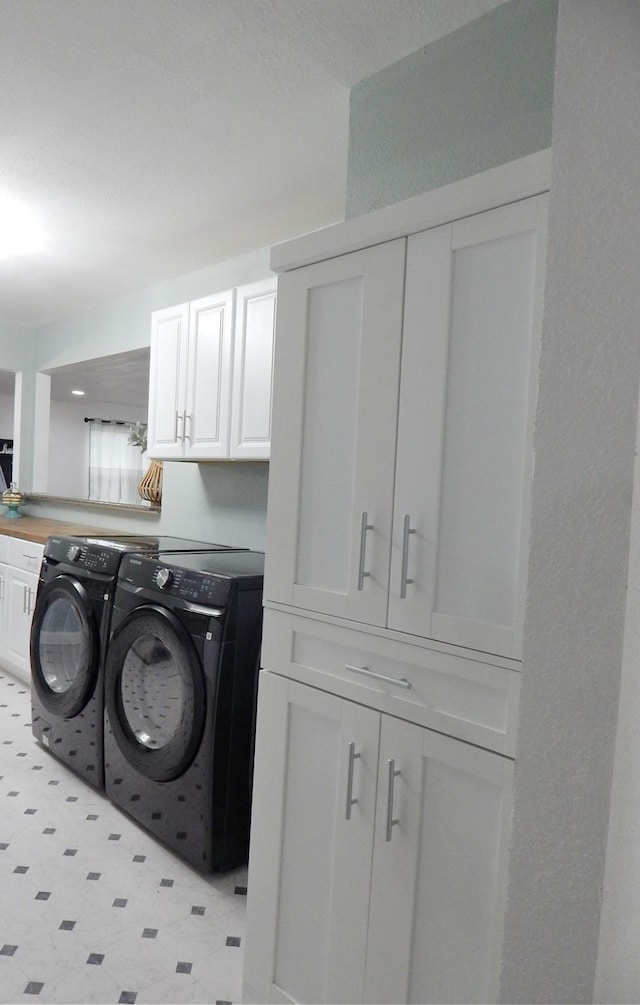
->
[[244, 152, 550, 1005]]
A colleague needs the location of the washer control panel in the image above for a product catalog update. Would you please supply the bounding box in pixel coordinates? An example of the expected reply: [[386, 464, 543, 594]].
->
[[44, 537, 122, 575]]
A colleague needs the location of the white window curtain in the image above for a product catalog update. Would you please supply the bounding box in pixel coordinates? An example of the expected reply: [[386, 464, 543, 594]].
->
[[88, 422, 145, 504]]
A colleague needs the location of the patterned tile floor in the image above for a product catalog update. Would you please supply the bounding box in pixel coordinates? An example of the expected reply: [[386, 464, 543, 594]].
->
[[0, 670, 247, 1005]]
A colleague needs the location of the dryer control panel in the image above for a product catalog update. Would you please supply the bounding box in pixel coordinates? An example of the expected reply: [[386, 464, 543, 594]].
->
[[119, 551, 265, 608]]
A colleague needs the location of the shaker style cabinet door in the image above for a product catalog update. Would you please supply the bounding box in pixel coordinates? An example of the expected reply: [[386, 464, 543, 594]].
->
[[147, 302, 190, 459], [388, 195, 548, 658], [264, 240, 406, 626], [363, 716, 513, 1004], [230, 278, 277, 459], [243, 672, 379, 1005], [5, 566, 38, 683], [243, 675, 514, 1005]]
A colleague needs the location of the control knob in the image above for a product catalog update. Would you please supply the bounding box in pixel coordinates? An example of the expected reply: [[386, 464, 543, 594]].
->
[[155, 567, 173, 589], [67, 544, 81, 562]]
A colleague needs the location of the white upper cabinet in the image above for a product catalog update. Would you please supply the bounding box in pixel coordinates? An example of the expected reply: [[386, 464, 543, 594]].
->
[[230, 278, 277, 459], [147, 279, 276, 461], [147, 291, 234, 460], [264, 193, 547, 659], [388, 196, 547, 658], [147, 301, 190, 459], [265, 240, 406, 625]]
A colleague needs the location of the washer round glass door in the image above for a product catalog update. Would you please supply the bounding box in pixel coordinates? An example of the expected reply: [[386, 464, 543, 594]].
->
[[105, 607, 206, 783], [31, 575, 101, 719]]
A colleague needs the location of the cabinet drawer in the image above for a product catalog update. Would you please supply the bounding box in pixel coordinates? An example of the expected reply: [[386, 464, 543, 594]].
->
[[0, 536, 8, 564], [262, 609, 520, 756], [8, 538, 44, 574]]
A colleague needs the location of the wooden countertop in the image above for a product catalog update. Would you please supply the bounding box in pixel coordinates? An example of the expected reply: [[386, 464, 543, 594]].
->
[[0, 516, 111, 545]]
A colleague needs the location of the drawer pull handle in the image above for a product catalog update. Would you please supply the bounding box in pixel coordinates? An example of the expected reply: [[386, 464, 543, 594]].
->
[[345, 741, 361, 821], [345, 664, 412, 690], [399, 514, 416, 599], [386, 758, 401, 842], [357, 511, 373, 591]]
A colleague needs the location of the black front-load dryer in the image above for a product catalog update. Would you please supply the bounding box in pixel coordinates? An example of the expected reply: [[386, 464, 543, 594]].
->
[[30, 534, 247, 788], [103, 549, 264, 872]]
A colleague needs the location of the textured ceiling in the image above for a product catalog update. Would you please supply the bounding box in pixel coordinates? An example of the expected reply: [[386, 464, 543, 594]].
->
[[44, 349, 151, 408], [0, 0, 507, 329]]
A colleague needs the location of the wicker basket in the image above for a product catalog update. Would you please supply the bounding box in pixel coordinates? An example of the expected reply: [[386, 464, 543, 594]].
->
[[138, 459, 163, 504]]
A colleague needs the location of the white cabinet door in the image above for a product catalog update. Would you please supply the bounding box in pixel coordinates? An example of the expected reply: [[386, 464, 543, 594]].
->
[[244, 674, 513, 1005], [388, 195, 548, 659], [243, 673, 379, 1005], [5, 566, 38, 683], [184, 290, 235, 459], [364, 716, 513, 1004], [264, 240, 406, 625], [147, 291, 235, 460], [148, 302, 190, 459], [0, 561, 8, 665], [230, 278, 277, 459]]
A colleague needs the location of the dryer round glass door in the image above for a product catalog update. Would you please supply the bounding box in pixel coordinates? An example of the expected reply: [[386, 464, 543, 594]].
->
[[105, 608, 206, 782], [31, 575, 102, 718]]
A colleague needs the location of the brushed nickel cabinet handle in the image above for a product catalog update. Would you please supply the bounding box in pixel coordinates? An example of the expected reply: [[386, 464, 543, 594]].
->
[[345, 741, 361, 821], [184, 412, 193, 442], [385, 758, 401, 842], [357, 511, 373, 591], [345, 663, 412, 690], [399, 514, 416, 599]]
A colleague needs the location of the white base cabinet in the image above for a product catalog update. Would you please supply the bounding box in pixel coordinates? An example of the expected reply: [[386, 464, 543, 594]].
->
[[0, 537, 44, 684], [244, 672, 513, 1005], [0, 536, 8, 669]]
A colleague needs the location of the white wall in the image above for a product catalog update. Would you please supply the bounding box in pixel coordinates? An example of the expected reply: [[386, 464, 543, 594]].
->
[[595, 402, 640, 999], [499, 3, 640, 1001], [46, 399, 147, 499], [0, 391, 14, 439]]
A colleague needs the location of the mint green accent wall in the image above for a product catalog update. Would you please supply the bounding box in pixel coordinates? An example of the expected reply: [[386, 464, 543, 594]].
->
[[28, 461, 269, 550], [32, 248, 271, 370], [346, 0, 558, 217]]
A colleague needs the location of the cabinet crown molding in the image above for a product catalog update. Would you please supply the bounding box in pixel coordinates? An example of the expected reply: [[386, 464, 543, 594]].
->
[[271, 149, 551, 273]]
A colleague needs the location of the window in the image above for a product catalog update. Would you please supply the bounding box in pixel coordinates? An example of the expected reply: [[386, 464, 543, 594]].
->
[[88, 421, 145, 505]]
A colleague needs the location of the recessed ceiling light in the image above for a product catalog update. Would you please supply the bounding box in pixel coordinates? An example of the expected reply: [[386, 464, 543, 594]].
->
[[71, 389, 85, 396], [0, 194, 44, 258]]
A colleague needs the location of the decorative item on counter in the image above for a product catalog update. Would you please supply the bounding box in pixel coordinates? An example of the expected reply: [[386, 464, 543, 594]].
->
[[128, 421, 162, 505], [2, 482, 24, 518], [138, 458, 163, 504]]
